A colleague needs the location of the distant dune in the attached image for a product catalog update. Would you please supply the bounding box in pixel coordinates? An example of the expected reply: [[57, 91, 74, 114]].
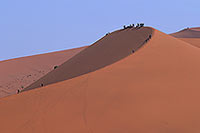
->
[[179, 38, 200, 48], [190, 27, 200, 31], [170, 27, 200, 48], [1, 27, 200, 133], [0, 46, 87, 98], [170, 27, 200, 38]]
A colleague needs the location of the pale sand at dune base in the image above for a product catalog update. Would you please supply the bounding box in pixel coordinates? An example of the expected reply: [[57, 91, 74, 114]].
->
[[0, 46, 87, 98], [1, 27, 200, 133]]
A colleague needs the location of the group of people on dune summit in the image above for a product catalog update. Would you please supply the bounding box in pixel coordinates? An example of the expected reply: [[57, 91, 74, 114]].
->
[[123, 23, 144, 29], [106, 23, 145, 36]]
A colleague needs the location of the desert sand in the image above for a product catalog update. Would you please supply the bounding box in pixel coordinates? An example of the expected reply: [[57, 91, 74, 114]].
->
[[1, 27, 200, 133], [0, 46, 86, 98], [170, 27, 200, 48], [179, 38, 200, 48], [190, 27, 200, 31], [170, 27, 200, 38]]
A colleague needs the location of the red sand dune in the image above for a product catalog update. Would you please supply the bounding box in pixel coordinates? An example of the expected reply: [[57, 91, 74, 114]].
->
[[190, 27, 200, 31], [179, 38, 200, 48], [170, 27, 200, 48], [170, 27, 200, 38], [24, 27, 153, 91], [1, 27, 200, 133], [0, 46, 86, 98]]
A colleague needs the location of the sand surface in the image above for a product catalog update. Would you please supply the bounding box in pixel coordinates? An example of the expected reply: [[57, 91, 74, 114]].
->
[[170, 27, 200, 38], [179, 38, 200, 48], [1, 28, 200, 133], [0, 46, 86, 98], [190, 27, 200, 31]]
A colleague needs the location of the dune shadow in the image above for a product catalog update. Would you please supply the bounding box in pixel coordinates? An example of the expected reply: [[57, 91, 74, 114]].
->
[[23, 27, 153, 92]]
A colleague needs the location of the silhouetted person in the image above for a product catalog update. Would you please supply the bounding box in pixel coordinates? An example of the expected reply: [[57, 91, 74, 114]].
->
[[106, 32, 110, 36], [41, 83, 44, 87], [140, 23, 144, 27], [149, 35, 152, 39], [17, 89, 20, 94], [54, 66, 58, 69], [136, 23, 139, 29], [123, 25, 126, 29], [132, 50, 135, 53]]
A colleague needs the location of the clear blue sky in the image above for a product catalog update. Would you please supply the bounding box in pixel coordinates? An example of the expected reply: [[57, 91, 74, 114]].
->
[[0, 0, 199, 61]]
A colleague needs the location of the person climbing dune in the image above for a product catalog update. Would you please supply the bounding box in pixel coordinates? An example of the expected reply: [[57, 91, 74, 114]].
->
[[123, 25, 126, 29]]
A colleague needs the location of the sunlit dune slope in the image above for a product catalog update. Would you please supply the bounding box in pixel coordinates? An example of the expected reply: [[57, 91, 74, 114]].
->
[[179, 38, 200, 48], [24, 27, 153, 91], [170, 27, 200, 38], [1, 28, 200, 133], [0, 46, 86, 98]]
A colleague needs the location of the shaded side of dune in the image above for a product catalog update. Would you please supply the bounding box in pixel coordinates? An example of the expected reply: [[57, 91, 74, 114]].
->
[[0, 46, 87, 98], [190, 27, 200, 31], [23, 27, 153, 91], [170, 28, 200, 38]]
